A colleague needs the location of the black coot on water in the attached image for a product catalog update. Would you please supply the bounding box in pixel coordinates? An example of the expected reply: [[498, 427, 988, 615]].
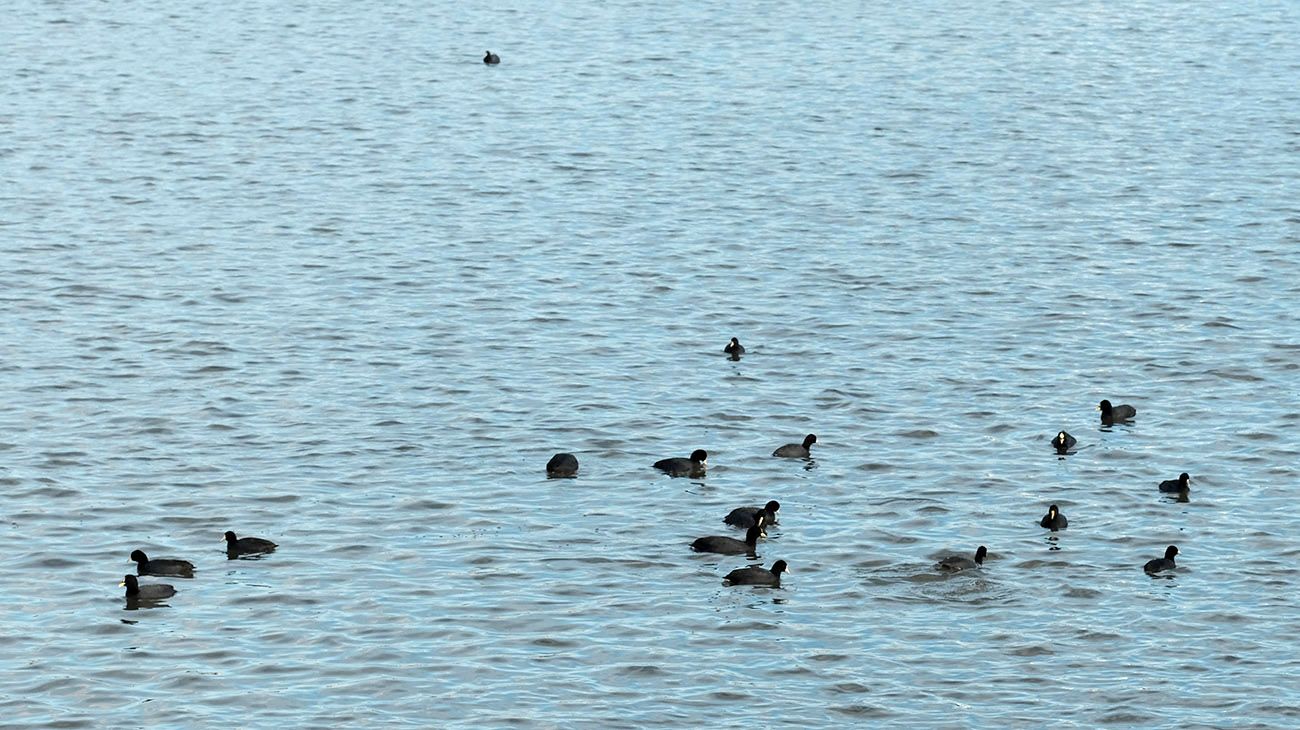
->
[[653, 449, 707, 477], [772, 434, 817, 458], [724, 337, 745, 359], [122, 575, 175, 600], [723, 560, 788, 587], [724, 500, 780, 529], [1098, 399, 1137, 423], [225, 531, 277, 556], [1144, 545, 1179, 574], [1040, 505, 1068, 531], [1158, 473, 1191, 493], [691, 524, 764, 556], [130, 550, 195, 577], [937, 546, 987, 572], [546, 452, 579, 477], [1051, 431, 1076, 453]]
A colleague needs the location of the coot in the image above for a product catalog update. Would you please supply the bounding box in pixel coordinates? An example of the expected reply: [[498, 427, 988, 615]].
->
[[692, 524, 764, 555], [937, 546, 987, 572], [1098, 399, 1137, 423], [653, 449, 707, 477], [546, 452, 579, 477], [1039, 505, 1068, 531], [1143, 545, 1179, 574], [122, 574, 176, 600], [773, 434, 817, 458], [723, 559, 788, 587], [724, 501, 780, 529], [129, 550, 195, 577], [224, 531, 277, 556]]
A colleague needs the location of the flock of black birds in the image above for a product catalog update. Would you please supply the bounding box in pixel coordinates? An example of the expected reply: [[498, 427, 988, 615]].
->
[[546, 338, 1189, 587], [121, 531, 277, 606], [124, 335, 1184, 604]]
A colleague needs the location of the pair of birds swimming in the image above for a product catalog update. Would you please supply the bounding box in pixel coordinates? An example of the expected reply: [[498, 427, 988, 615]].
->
[[649, 438, 817, 477], [1049, 399, 1140, 454], [122, 531, 277, 601]]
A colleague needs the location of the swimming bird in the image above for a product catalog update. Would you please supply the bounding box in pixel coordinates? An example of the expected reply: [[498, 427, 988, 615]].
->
[[1158, 472, 1191, 493], [546, 452, 579, 477], [483, 51, 500, 65], [773, 434, 817, 458], [1098, 399, 1137, 423], [724, 501, 780, 529], [121, 574, 176, 600], [724, 337, 745, 359], [1051, 431, 1076, 454], [129, 550, 195, 577], [224, 531, 277, 556], [723, 559, 788, 587], [653, 449, 707, 477], [692, 524, 765, 556], [1040, 505, 1068, 531], [1143, 545, 1179, 574], [936, 546, 987, 572]]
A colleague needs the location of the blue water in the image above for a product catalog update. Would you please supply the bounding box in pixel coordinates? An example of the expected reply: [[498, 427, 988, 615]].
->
[[3, 1, 1299, 726]]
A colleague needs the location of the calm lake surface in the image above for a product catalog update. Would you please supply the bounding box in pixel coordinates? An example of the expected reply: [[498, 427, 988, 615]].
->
[[3, 1, 1299, 727]]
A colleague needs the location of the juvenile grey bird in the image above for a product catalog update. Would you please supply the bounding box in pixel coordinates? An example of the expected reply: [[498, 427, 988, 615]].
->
[[1144, 545, 1179, 574], [773, 434, 817, 458]]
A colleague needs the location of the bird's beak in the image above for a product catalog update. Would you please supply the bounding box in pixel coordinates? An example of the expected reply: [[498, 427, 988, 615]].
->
[[117, 580, 126, 587]]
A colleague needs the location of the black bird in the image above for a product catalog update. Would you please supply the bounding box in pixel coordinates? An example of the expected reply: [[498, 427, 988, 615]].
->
[[1051, 431, 1076, 454], [121, 574, 176, 600], [937, 546, 987, 572], [225, 531, 278, 556], [129, 550, 195, 577], [546, 452, 579, 477], [724, 337, 745, 359], [773, 434, 817, 458], [483, 51, 500, 65], [1098, 399, 1137, 423], [1143, 545, 1179, 574], [653, 449, 707, 477], [1158, 472, 1191, 493], [724, 500, 780, 529], [1039, 505, 1068, 531], [692, 524, 765, 556], [723, 559, 789, 587]]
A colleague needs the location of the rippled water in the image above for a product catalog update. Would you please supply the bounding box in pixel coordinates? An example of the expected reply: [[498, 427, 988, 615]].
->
[[3, 0, 1299, 726]]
